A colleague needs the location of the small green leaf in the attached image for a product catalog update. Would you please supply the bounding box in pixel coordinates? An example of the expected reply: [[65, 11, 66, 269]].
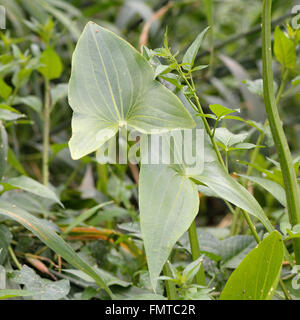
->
[[182, 256, 204, 284], [228, 142, 258, 150], [182, 27, 210, 71], [220, 231, 284, 300], [50, 143, 68, 157], [191, 65, 208, 72], [291, 76, 300, 87], [274, 26, 296, 69], [38, 47, 63, 80], [0, 104, 21, 114], [12, 67, 33, 88], [214, 128, 248, 148], [0, 78, 12, 100], [209, 104, 239, 119]]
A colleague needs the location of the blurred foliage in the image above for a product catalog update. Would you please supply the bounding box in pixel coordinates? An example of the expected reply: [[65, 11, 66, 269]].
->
[[0, 0, 299, 300]]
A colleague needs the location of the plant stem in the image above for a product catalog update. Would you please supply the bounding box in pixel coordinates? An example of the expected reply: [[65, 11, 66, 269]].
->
[[279, 278, 292, 300], [204, 0, 214, 76], [163, 263, 178, 300], [184, 70, 261, 246], [231, 69, 290, 235], [275, 69, 289, 105], [178, 68, 225, 168], [42, 78, 51, 186], [8, 246, 22, 270], [262, 0, 300, 264], [8, 87, 20, 157], [188, 221, 206, 286], [178, 61, 265, 278]]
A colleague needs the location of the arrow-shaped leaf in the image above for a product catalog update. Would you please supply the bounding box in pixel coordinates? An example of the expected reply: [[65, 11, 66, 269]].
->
[[139, 164, 199, 289], [68, 22, 195, 160]]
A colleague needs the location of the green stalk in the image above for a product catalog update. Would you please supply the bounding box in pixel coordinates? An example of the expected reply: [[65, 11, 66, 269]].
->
[[188, 221, 206, 285], [180, 68, 261, 246], [231, 69, 289, 236], [171, 36, 292, 298], [8, 246, 22, 270], [203, 0, 214, 75], [262, 0, 300, 263], [163, 263, 178, 300], [8, 87, 20, 157], [42, 78, 51, 186]]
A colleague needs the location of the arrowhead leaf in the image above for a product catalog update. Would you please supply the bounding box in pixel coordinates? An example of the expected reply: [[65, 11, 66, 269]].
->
[[68, 22, 195, 160], [139, 164, 199, 289]]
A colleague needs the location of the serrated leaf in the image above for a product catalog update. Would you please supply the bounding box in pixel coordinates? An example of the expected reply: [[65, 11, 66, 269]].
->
[[68, 22, 195, 160], [220, 231, 284, 300]]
